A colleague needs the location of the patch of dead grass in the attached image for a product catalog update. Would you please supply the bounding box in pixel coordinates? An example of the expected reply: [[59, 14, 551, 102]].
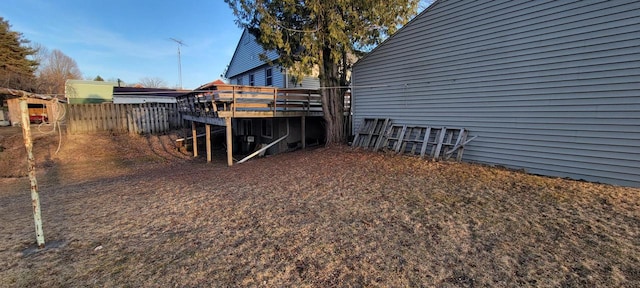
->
[[0, 130, 638, 287]]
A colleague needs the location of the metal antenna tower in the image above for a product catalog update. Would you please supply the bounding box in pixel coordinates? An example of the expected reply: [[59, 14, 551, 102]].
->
[[169, 38, 187, 89]]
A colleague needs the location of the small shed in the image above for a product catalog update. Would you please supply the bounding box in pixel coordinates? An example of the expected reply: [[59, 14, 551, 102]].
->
[[65, 80, 116, 104], [5, 97, 63, 126]]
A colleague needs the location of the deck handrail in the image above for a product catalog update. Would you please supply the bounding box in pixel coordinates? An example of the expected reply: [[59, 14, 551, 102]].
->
[[178, 84, 349, 118]]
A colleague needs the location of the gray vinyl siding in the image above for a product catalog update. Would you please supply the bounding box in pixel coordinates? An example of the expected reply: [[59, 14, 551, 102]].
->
[[352, 0, 640, 187], [282, 70, 321, 88], [225, 30, 279, 78], [290, 76, 321, 89], [229, 65, 284, 88], [230, 67, 320, 89], [225, 29, 320, 88]]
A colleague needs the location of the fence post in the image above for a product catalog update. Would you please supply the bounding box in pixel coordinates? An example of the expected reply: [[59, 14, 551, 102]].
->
[[162, 107, 168, 132], [120, 104, 126, 132], [152, 104, 158, 133], [137, 105, 143, 134], [80, 104, 86, 133], [66, 104, 73, 134], [127, 105, 134, 134], [148, 104, 153, 134], [19, 99, 45, 248], [98, 103, 104, 131], [106, 103, 114, 131], [114, 104, 120, 132]]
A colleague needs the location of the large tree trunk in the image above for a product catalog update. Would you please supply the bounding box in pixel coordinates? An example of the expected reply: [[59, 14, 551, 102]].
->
[[320, 47, 346, 145]]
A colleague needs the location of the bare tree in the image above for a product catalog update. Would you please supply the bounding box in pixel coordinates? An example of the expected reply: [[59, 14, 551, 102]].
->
[[29, 42, 49, 69], [137, 77, 167, 88], [30, 43, 51, 93], [37, 49, 82, 95]]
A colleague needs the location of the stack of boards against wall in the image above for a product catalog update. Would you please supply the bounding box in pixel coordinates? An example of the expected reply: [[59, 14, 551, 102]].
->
[[352, 118, 476, 161]]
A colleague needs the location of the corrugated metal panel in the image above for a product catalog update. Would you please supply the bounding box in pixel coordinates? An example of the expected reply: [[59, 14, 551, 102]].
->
[[225, 30, 279, 78], [352, 0, 640, 187]]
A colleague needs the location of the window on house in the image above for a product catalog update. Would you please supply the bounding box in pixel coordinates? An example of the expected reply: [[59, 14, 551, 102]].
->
[[249, 74, 255, 86], [265, 68, 273, 86], [236, 76, 243, 85], [261, 119, 273, 138]]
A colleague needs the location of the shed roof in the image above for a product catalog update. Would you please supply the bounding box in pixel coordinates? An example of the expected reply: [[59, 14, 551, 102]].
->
[[0, 87, 65, 102], [113, 87, 190, 98]]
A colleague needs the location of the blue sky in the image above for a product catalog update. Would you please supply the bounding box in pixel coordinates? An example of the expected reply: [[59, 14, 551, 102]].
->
[[2, 0, 244, 89]]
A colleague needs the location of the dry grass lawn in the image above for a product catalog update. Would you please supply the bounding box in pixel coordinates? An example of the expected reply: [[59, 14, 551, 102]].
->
[[0, 126, 638, 287]]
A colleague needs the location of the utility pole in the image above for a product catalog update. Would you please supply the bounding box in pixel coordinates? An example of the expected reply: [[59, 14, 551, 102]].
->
[[169, 38, 187, 89]]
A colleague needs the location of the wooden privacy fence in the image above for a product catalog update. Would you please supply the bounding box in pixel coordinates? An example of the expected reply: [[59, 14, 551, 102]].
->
[[65, 103, 183, 134]]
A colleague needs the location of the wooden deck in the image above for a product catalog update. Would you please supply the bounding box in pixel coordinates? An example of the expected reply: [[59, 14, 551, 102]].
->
[[177, 84, 349, 166], [177, 84, 326, 120]]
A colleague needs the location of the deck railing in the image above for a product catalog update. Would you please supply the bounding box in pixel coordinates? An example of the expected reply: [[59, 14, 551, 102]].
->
[[177, 84, 349, 118]]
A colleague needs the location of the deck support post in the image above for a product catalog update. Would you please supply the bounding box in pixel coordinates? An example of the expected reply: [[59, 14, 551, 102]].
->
[[225, 117, 233, 166], [301, 116, 306, 149], [191, 121, 198, 157], [205, 124, 211, 162]]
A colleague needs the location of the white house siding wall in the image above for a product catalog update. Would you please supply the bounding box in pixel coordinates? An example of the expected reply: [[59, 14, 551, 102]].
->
[[352, 0, 640, 187]]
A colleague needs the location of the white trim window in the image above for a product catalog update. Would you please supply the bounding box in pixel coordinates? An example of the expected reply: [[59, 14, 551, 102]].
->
[[265, 68, 273, 86]]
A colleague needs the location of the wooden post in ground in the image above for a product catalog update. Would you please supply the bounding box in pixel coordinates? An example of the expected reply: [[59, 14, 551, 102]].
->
[[205, 124, 211, 163], [225, 117, 233, 166], [191, 121, 198, 157], [19, 99, 45, 248], [301, 116, 306, 149]]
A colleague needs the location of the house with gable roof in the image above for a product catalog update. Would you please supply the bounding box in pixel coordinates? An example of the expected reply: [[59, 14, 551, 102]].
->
[[177, 30, 330, 165], [224, 29, 320, 89]]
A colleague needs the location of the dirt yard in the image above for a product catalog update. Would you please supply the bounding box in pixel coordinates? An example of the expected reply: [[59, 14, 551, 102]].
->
[[0, 126, 638, 287]]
